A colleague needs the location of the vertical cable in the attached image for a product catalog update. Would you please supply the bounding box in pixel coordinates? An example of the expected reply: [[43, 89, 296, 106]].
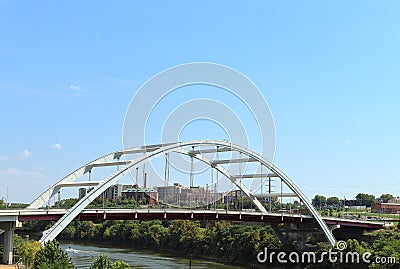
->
[[206, 184, 209, 210], [190, 147, 194, 188], [216, 146, 219, 209], [239, 152, 243, 211], [280, 178, 283, 211], [142, 163, 146, 187], [261, 165, 263, 196], [211, 165, 215, 210]]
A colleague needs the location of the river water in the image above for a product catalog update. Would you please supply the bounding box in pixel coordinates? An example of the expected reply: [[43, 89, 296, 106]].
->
[[60, 242, 244, 269]]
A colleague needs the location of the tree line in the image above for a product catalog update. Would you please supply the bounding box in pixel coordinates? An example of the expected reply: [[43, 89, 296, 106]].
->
[[19, 217, 400, 268], [309, 226, 400, 268], [312, 193, 395, 208], [21, 219, 283, 266]]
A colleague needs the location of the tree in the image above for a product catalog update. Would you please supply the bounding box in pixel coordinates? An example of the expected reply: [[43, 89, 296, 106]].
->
[[36, 259, 73, 269], [312, 195, 326, 209], [56, 198, 79, 209], [89, 254, 129, 269], [380, 193, 394, 203], [355, 193, 376, 207], [33, 240, 74, 269], [326, 197, 340, 207], [168, 220, 205, 253], [77, 221, 95, 239], [369, 229, 400, 266], [90, 254, 111, 269], [15, 237, 41, 268], [60, 224, 76, 239]]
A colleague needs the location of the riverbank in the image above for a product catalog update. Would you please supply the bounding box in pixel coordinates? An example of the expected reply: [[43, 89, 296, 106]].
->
[[60, 241, 245, 269], [54, 220, 282, 267], [63, 239, 235, 266]]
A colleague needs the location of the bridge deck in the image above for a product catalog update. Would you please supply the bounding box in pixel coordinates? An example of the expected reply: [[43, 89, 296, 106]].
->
[[0, 209, 384, 229]]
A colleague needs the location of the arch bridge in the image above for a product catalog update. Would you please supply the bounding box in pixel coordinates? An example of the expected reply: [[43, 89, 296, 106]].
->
[[24, 140, 336, 247]]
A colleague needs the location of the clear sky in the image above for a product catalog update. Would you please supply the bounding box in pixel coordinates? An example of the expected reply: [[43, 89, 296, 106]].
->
[[0, 1, 399, 203]]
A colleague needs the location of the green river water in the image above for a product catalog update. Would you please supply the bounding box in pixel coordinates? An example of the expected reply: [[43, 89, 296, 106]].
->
[[60, 242, 245, 269]]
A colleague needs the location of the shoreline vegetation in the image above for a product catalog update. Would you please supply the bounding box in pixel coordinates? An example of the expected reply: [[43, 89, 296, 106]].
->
[[27, 219, 282, 268], [14, 195, 400, 268], [22, 218, 400, 268]]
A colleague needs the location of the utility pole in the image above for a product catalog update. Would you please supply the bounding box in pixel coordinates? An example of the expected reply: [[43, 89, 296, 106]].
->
[[268, 176, 272, 212], [206, 184, 209, 210], [135, 167, 139, 186], [58, 191, 61, 208], [5, 186, 8, 210]]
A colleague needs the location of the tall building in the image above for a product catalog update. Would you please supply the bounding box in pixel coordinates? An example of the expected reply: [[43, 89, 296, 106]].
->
[[180, 187, 206, 204], [78, 187, 95, 199], [157, 183, 183, 203], [78, 188, 88, 199], [157, 183, 213, 206]]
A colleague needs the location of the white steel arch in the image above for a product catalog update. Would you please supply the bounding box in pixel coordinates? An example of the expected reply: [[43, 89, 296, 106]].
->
[[34, 140, 336, 246]]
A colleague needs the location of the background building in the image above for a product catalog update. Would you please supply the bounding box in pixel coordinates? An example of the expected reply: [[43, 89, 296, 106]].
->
[[372, 198, 400, 213], [78, 188, 88, 199], [157, 183, 183, 203], [103, 184, 133, 201], [122, 186, 158, 205]]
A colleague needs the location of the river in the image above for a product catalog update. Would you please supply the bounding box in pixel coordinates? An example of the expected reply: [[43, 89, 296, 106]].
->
[[60, 242, 245, 269]]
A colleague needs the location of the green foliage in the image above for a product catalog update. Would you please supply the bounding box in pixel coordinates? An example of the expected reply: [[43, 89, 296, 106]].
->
[[88, 196, 140, 209], [111, 260, 130, 269], [0, 201, 29, 209], [90, 254, 112, 269], [62, 224, 76, 239], [23, 220, 55, 232], [56, 219, 281, 266], [370, 228, 400, 263], [312, 229, 400, 268], [326, 197, 340, 207], [36, 259, 73, 269], [77, 221, 95, 239], [33, 240, 74, 269], [89, 254, 130, 269], [14, 235, 41, 268], [312, 195, 327, 208], [356, 193, 376, 207], [380, 194, 394, 203], [55, 198, 79, 209]]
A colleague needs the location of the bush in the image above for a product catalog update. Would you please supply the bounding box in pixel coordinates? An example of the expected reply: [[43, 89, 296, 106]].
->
[[89, 254, 130, 269], [33, 240, 74, 269]]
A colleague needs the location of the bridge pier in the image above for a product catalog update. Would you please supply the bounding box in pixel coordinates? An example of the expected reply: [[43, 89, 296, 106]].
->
[[0, 222, 17, 265], [273, 223, 322, 251]]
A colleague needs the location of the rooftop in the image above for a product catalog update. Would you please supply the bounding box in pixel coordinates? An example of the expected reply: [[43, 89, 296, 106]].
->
[[122, 187, 157, 193]]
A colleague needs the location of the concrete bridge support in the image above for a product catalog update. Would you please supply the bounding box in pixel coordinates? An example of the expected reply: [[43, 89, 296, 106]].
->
[[0, 222, 17, 265], [274, 223, 323, 251]]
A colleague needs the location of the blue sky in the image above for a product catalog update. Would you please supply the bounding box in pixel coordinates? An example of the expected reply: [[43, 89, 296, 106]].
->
[[0, 1, 399, 203]]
